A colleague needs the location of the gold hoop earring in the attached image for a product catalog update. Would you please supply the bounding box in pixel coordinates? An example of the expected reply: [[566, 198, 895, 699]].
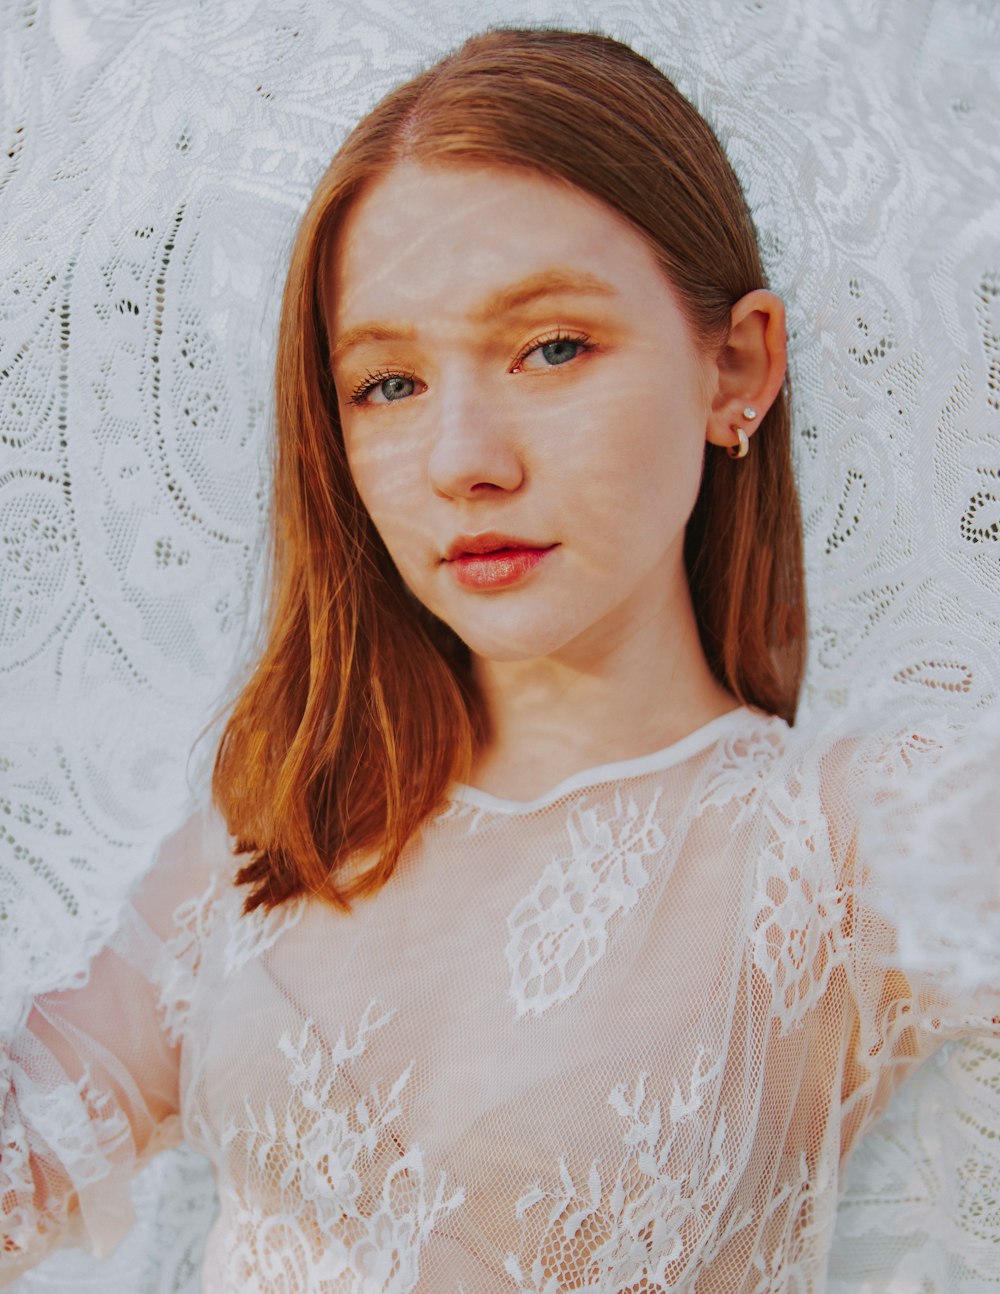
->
[[727, 427, 750, 460]]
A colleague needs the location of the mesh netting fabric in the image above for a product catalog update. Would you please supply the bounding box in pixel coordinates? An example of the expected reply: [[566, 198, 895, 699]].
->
[[1, 0, 998, 1290], [3, 712, 998, 1291]]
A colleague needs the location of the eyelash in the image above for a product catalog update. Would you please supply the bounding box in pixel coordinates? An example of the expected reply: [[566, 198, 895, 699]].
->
[[347, 329, 595, 407], [511, 328, 594, 371], [348, 367, 415, 405]]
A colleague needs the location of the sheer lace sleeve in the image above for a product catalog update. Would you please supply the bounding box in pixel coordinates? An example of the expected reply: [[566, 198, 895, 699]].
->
[[822, 707, 1000, 1075], [858, 708, 1000, 1009], [0, 802, 230, 1284]]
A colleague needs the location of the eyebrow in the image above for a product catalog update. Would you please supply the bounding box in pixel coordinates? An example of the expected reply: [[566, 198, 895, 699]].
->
[[330, 268, 619, 364], [473, 268, 619, 322]]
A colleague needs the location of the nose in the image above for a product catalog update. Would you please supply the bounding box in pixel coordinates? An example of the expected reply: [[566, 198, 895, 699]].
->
[[427, 373, 525, 500]]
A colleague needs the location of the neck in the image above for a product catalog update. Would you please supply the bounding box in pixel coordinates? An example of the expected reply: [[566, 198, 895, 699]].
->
[[467, 579, 737, 801]]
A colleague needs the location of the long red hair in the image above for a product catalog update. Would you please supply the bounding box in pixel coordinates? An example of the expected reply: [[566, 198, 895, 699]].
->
[[213, 27, 806, 914]]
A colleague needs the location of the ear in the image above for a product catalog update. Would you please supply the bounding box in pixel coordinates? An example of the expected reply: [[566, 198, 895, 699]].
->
[[704, 289, 787, 453]]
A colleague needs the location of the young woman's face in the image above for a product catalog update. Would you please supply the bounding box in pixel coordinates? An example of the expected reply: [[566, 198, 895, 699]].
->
[[330, 162, 718, 665]]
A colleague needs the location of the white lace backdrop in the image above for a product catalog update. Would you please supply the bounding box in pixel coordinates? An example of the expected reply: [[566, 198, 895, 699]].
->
[[0, 0, 997, 1289]]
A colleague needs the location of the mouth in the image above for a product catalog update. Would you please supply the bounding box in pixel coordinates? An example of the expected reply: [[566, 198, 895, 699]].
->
[[443, 532, 555, 562], [443, 533, 557, 590]]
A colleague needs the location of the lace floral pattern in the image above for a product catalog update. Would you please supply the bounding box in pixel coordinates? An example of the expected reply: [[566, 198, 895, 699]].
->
[[751, 1156, 835, 1294], [218, 1159, 465, 1294], [696, 719, 789, 822], [1, 1052, 131, 1257], [3, 3, 999, 1287], [1, 1052, 37, 1257], [506, 1051, 748, 1292], [154, 872, 224, 1046], [153, 866, 306, 1046], [17, 1069, 132, 1188], [220, 887, 307, 980], [218, 1003, 464, 1293], [505, 790, 666, 1017], [750, 781, 846, 1034]]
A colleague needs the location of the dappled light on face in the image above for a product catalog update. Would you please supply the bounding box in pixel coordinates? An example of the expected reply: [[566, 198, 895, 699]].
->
[[215, 22, 805, 965], [328, 161, 716, 676]]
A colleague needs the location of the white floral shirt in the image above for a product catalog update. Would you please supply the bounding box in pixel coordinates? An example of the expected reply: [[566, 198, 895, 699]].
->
[[2, 707, 998, 1291]]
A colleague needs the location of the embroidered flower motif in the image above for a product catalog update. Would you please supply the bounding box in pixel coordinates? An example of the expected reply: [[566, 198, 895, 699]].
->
[[696, 718, 788, 822], [220, 1198, 353, 1293], [17, 1066, 131, 1186], [751, 784, 846, 1034], [220, 1002, 464, 1293], [506, 790, 666, 1017], [1, 1053, 41, 1254], [297, 1106, 363, 1221], [154, 872, 223, 1045], [221, 887, 306, 978], [751, 1153, 834, 1294], [154, 870, 305, 1045], [349, 1150, 466, 1290], [507, 1051, 749, 1292]]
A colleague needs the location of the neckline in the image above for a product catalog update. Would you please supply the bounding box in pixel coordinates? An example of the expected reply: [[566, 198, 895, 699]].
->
[[447, 705, 759, 815]]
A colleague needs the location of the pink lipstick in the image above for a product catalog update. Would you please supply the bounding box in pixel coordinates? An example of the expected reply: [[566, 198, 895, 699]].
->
[[444, 533, 556, 590]]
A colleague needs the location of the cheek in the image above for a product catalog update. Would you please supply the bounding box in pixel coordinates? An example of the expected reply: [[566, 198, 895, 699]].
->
[[345, 423, 408, 495], [552, 397, 706, 548], [344, 425, 422, 535]]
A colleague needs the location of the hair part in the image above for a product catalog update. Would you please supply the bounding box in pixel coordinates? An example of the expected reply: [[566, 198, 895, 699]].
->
[[213, 26, 807, 915]]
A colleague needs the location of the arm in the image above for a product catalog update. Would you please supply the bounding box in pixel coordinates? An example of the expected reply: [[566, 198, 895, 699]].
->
[[0, 803, 228, 1282], [818, 707, 1000, 1132], [853, 706, 1000, 1009]]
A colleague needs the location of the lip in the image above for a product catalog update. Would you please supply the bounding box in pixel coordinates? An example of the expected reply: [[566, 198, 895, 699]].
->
[[443, 532, 557, 590], [443, 532, 553, 562]]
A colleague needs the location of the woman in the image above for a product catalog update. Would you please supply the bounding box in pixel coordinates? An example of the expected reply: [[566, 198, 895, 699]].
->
[[2, 26, 996, 1293]]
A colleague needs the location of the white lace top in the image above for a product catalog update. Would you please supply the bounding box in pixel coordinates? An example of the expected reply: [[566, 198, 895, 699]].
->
[[2, 706, 998, 1292]]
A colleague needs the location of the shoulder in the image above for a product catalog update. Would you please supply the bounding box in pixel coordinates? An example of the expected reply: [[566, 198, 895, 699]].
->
[[698, 703, 976, 865], [123, 798, 237, 945], [741, 705, 998, 933], [721, 705, 975, 809]]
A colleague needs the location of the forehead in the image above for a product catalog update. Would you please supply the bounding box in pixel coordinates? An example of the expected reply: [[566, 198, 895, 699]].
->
[[328, 161, 669, 331]]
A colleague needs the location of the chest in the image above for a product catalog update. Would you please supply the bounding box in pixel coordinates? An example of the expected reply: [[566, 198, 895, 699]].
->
[[178, 794, 848, 1291]]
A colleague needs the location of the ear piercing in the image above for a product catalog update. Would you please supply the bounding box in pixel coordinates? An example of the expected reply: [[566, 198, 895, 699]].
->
[[727, 406, 757, 459], [728, 427, 750, 459]]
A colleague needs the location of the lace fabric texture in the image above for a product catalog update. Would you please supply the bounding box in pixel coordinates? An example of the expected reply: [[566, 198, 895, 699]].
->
[[1, 0, 999, 1288], [3, 709, 999, 1292]]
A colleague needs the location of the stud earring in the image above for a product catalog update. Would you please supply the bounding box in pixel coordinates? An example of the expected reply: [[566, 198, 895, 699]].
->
[[727, 427, 750, 459], [742, 406, 758, 421]]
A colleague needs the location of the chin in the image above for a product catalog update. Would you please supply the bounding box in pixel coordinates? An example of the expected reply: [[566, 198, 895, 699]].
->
[[442, 618, 579, 665], [465, 642, 555, 664]]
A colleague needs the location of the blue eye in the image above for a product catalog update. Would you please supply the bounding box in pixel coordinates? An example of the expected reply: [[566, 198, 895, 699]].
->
[[539, 339, 580, 365], [375, 375, 414, 401], [515, 332, 593, 372], [350, 370, 417, 405]]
